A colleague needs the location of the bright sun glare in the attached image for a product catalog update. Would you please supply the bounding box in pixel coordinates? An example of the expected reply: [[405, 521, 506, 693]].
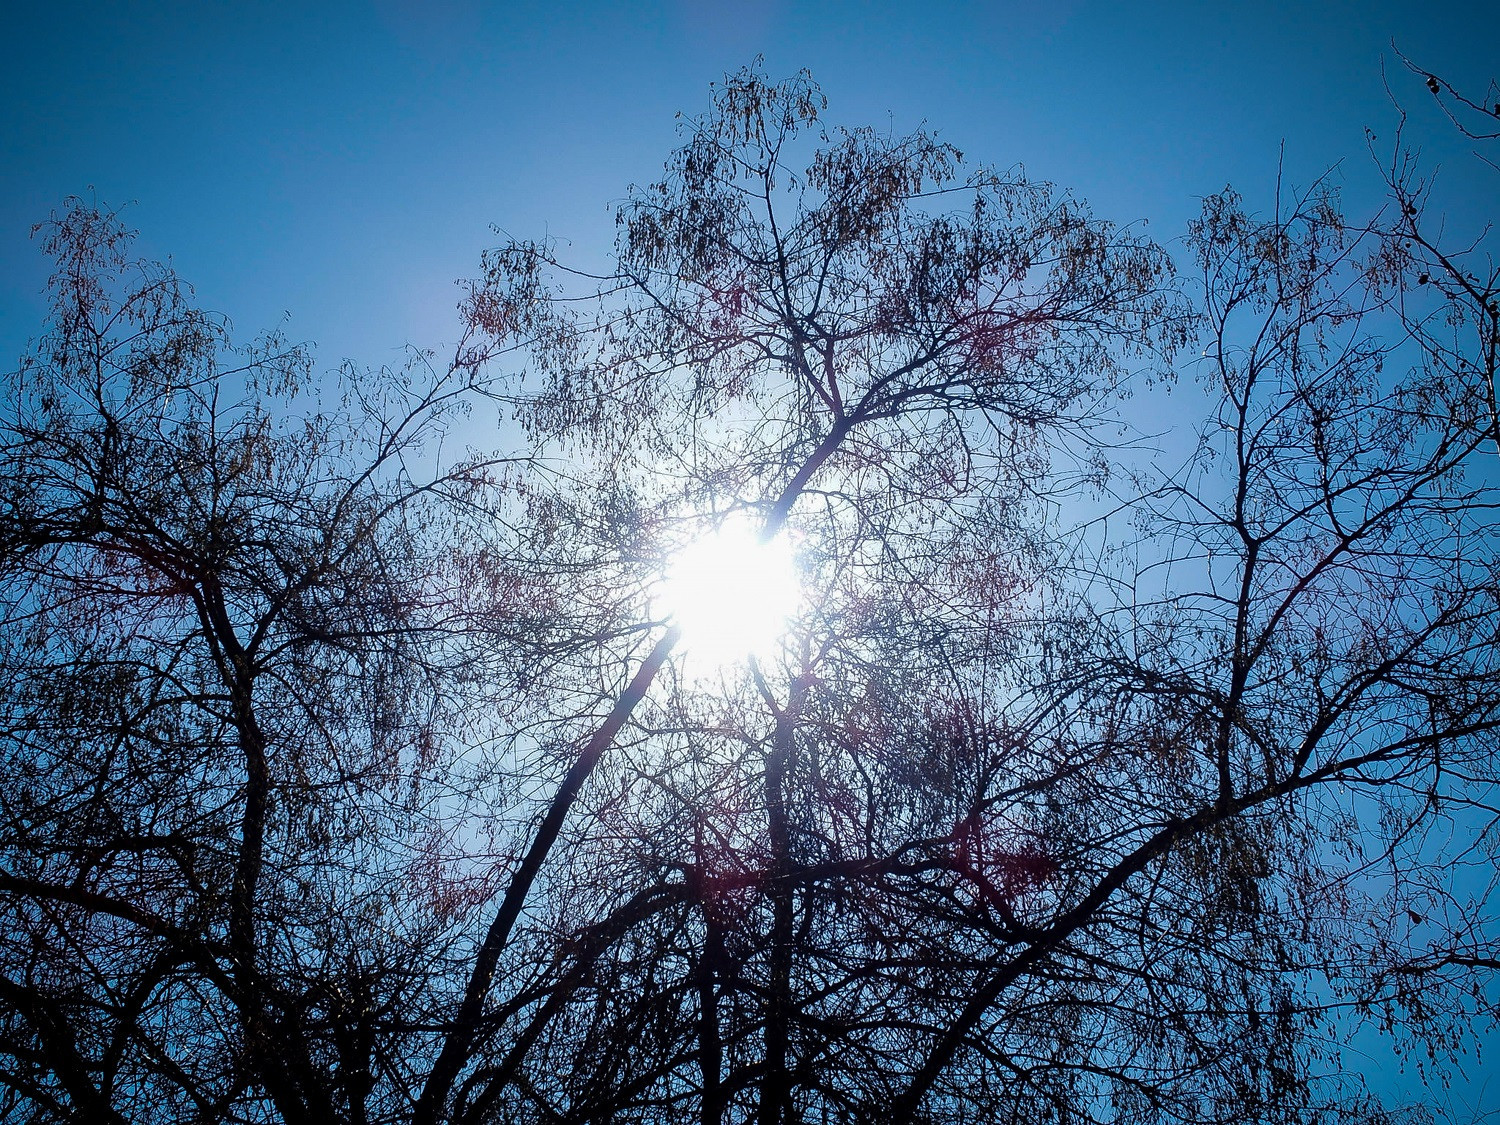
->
[[657, 518, 800, 670]]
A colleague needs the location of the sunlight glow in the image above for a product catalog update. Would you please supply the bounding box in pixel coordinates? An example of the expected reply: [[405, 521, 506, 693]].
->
[[656, 518, 800, 670]]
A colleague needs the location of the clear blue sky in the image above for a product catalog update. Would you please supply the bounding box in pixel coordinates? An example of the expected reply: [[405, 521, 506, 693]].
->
[[3, 1, 1497, 1116], [2, 1, 1494, 369]]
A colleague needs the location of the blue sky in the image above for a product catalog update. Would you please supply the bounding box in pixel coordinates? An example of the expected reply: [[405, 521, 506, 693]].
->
[[2, 1, 1494, 370], [3, 1, 1497, 1116]]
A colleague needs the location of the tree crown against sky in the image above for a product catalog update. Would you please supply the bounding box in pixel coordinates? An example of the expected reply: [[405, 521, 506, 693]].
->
[[1, 64, 1497, 1125]]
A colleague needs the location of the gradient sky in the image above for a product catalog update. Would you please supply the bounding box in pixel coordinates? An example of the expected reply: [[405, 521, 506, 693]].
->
[[4, 1, 1498, 1118], [3, 1, 1495, 370]]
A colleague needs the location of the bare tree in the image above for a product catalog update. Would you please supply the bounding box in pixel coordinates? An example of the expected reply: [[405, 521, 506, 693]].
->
[[1384, 55, 1500, 455], [2, 64, 1496, 1125], [415, 66, 1178, 1125], [433, 69, 1500, 1124], [0, 200, 526, 1123]]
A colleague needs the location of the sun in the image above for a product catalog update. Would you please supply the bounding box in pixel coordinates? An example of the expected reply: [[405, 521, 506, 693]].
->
[[656, 517, 800, 670]]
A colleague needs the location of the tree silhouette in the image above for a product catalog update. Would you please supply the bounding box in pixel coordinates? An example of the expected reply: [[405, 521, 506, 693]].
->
[[1, 66, 1496, 1125], [0, 200, 526, 1122]]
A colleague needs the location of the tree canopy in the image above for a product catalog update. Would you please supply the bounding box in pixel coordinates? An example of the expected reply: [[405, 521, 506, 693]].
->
[[1, 67, 1496, 1125]]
